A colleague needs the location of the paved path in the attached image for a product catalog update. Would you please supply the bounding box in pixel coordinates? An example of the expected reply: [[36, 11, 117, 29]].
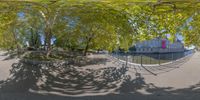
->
[[0, 51, 200, 100], [0, 51, 19, 81], [143, 51, 200, 89]]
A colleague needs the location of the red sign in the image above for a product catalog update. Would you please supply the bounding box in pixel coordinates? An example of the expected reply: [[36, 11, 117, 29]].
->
[[162, 40, 166, 49]]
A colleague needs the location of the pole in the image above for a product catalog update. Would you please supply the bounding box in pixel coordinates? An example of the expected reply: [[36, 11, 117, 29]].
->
[[132, 53, 134, 63], [149, 53, 151, 64], [159, 53, 160, 65], [126, 53, 128, 67], [141, 54, 143, 66]]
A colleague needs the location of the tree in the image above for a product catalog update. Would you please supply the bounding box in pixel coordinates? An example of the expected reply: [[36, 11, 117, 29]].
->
[[52, 2, 134, 55]]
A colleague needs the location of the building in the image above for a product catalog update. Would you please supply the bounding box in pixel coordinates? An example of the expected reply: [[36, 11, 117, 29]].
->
[[131, 37, 184, 53]]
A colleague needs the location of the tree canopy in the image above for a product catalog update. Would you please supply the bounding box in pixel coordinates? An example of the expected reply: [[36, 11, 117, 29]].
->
[[0, 0, 200, 54]]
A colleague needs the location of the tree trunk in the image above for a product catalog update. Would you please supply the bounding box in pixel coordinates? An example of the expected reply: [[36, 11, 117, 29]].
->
[[83, 36, 93, 56], [45, 28, 52, 58], [84, 42, 89, 56], [46, 37, 51, 58], [12, 31, 20, 57]]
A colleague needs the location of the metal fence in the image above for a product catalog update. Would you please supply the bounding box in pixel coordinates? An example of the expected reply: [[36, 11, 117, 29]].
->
[[111, 50, 194, 65]]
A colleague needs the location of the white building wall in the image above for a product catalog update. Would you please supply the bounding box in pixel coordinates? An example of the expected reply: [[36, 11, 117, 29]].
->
[[133, 38, 184, 53]]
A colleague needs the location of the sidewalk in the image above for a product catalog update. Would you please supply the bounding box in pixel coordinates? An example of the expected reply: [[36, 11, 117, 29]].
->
[[143, 51, 200, 89], [0, 51, 200, 100], [0, 51, 19, 81]]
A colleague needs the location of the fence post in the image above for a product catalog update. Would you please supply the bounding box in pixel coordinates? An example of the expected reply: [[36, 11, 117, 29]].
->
[[132, 53, 134, 63], [149, 53, 151, 64], [141, 54, 143, 66], [159, 53, 160, 65], [126, 53, 128, 67]]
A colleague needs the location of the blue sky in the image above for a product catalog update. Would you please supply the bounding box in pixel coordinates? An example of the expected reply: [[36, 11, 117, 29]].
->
[[17, 12, 25, 19]]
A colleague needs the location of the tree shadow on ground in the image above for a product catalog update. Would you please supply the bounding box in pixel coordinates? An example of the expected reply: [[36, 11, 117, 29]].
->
[[71, 57, 108, 67], [1, 50, 25, 61], [1, 58, 200, 100], [1, 51, 19, 61], [0, 59, 130, 94]]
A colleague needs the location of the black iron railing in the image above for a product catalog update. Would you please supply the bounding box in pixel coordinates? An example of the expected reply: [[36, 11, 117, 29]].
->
[[111, 50, 194, 65], [109, 50, 194, 75]]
